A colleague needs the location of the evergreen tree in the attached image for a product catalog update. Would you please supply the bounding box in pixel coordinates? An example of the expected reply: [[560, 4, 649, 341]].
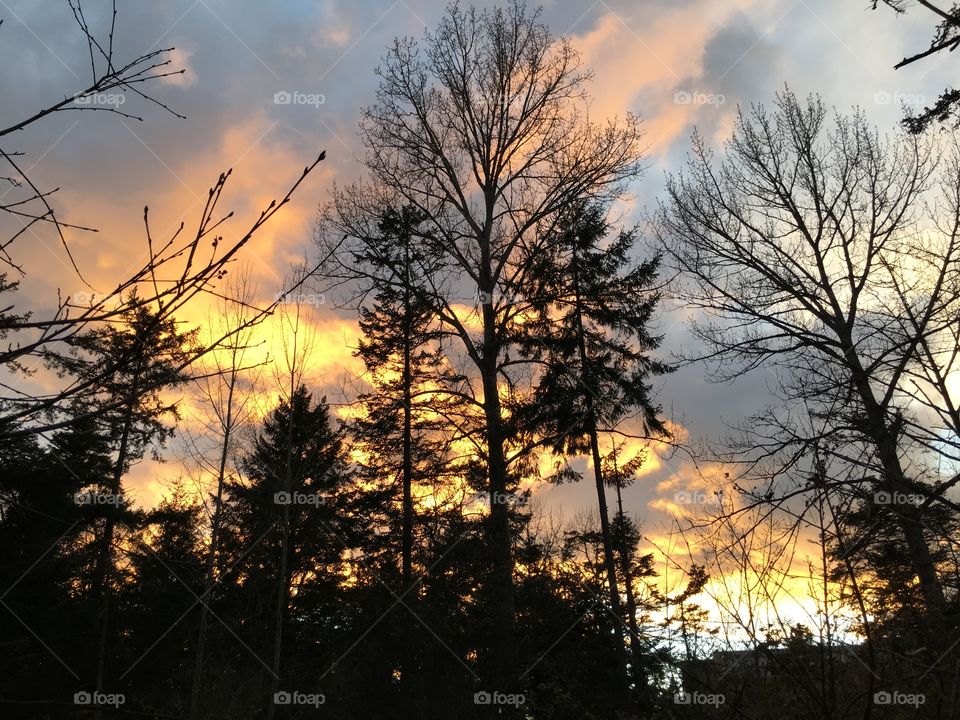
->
[[351, 205, 464, 716], [0, 426, 87, 713], [519, 200, 671, 708], [45, 298, 195, 712], [218, 386, 362, 717], [121, 484, 205, 714]]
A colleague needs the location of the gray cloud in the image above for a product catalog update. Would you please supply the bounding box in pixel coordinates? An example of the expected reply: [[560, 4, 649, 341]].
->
[[2, 0, 955, 532]]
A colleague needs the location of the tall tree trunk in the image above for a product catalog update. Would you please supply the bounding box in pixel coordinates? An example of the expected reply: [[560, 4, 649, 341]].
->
[[615, 480, 643, 672], [843, 340, 947, 644], [265, 506, 290, 720], [265, 379, 295, 720], [400, 243, 416, 719], [93, 383, 138, 720], [571, 248, 632, 709], [189, 370, 237, 719], [585, 409, 632, 708], [479, 280, 517, 700]]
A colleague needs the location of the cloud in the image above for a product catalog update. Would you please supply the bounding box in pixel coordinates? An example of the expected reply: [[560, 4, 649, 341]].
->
[[3, 1, 950, 565], [161, 46, 199, 88]]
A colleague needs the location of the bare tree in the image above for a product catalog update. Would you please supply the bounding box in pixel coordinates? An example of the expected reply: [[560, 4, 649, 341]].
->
[[318, 1, 644, 694], [182, 267, 265, 720], [264, 277, 316, 720], [0, 0, 184, 275], [0, 2, 325, 439], [655, 90, 960, 664]]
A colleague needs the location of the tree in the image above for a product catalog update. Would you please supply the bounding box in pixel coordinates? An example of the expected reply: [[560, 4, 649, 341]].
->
[[319, 1, 645, 695], [47, 300, 195, 716], [517, 201, 670, 708], [0, 419, 108, 712], [872, 1, 960, 132], [351, 205, 462, 716], [219, 386, 360, 718], [606, 447, 661, 692], [181, 268, 266, 720], [655, 89, 960, 669], [121, 484, 206, 715]]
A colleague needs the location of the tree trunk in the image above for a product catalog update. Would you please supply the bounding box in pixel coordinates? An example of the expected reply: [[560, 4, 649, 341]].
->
[[843, 341, 947, 650], [189, 370, 237, 719], [400, 245, 416, 719], [265, 505, 290, 720], [585, 410, 633, 708], [479, 287, 517, 700], [265, 382, 295, 720], [93, 386, 137, 720], [571, 247, 632, 710], [615, 481, 643, 672]]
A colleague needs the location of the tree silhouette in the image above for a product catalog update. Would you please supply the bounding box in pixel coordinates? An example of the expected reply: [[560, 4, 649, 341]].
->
[[518, 201, 670, 710], [319, 3, 645, 697]]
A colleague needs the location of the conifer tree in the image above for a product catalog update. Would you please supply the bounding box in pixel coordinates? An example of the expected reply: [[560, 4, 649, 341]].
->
[[46, 299, 195, 713], [219, 386, 360, 716], [0, 422, 104, 707], [351, 205, 460, 716], [520, 201, 670, 709], [122, 484, 205, 712]]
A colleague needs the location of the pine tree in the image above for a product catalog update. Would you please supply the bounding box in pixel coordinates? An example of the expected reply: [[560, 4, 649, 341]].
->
[[0, 427, 85, 709], [351, 205, 464, 715], [605, 446, 663, 707], [122, 484, 205, 713], [45, 298, 195, 713], [520, 201, 671, 709], [218, 386, 361, 717]]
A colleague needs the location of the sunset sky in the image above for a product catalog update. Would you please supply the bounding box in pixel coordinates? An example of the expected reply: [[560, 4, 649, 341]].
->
[[1, 0, 951, 623]]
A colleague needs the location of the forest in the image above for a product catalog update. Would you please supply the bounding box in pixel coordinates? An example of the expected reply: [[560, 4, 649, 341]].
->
[[1, 1, 959, 718]]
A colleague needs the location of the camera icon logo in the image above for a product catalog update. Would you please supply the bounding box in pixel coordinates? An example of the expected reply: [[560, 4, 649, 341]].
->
[[274, 91, 292, 105], [274, 691, 292, 705], [74, 691, 92, 705], [473, 691, 492, 705]]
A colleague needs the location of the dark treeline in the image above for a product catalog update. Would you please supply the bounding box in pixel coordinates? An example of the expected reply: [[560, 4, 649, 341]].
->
[[2, 2, 960, 719]]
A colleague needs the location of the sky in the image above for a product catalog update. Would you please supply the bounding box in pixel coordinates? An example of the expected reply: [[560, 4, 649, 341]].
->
[[1, 0, 954, 623]]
